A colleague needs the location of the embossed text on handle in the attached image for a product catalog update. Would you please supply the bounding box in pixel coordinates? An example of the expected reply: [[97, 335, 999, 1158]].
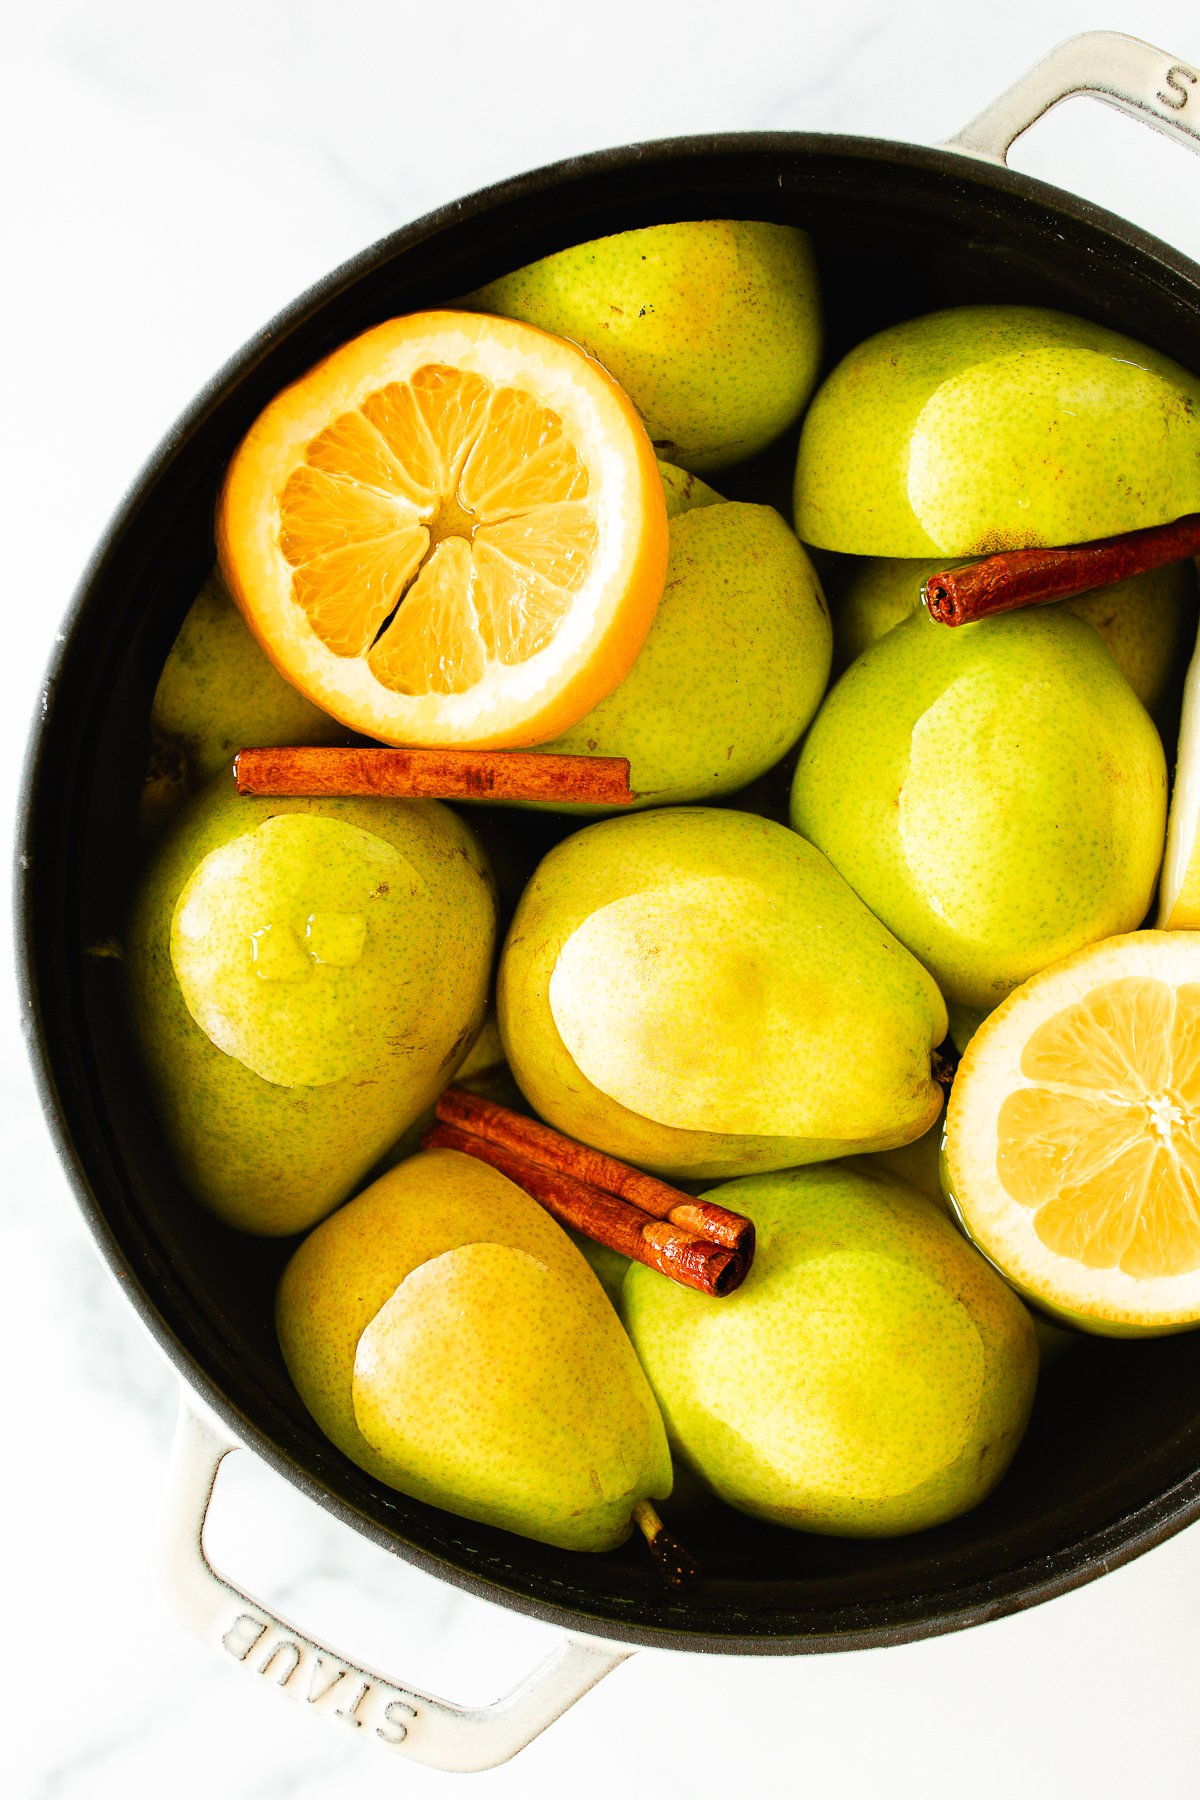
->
[[221, 1608, 418, 1745], [944, 32, 1200, 167], [1157, 65, 1198, 112]]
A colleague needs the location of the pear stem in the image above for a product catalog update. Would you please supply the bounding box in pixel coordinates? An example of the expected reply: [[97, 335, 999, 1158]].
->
[[632, 1500, 701, 1587], [932, 1041, 959, 1091]]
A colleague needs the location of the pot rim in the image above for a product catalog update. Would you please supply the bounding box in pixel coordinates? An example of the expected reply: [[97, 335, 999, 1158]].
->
[[18, 125, 1200, 1655]]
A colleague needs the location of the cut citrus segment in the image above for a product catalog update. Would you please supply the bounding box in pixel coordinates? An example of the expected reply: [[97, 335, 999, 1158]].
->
[[1159, 609, 1200, 927], [944, 931, 1200, 1334], [367, 538, 485, 696], [216, 311, 668, 747]]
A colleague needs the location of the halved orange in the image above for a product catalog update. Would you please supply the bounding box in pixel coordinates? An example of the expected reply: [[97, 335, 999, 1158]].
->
[[216, 311, 668, 747], [944, 931, 1200, 1335]]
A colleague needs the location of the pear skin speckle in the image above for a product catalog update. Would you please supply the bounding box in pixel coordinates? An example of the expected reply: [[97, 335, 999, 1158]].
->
[[471, 220, 822, 473], [277, 1148, 672, 1551], [622, 1163, 1038, 1536], [792, 608, 1167, 1009], [498, 807, 947, 1178], [126, 776, 497, 1234], [795, 305, 1200, 555], [532, 504, 831, 813]]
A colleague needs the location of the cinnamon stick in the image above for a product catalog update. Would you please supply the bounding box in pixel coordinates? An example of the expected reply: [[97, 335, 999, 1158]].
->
[[233, 745, 635, 806], [434, 1086, 755, 1258], [922, 512, 1200, 627], [422, 1121, 750, 1298]]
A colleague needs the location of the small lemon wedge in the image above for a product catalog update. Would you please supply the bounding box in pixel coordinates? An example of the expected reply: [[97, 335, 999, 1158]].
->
[[944, 930, 1200, 1335]]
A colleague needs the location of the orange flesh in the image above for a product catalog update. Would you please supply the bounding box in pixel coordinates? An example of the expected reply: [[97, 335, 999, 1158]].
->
[[275, 363, 595, 693], [996, 978, 1200, 1278]]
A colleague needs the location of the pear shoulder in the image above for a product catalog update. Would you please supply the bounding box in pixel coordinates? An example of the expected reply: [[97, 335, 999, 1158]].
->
[[498, 806, 947, 1178], [795, 305, 1200, 555], [792, 606, 1167, 1009], [621, 1162, 1038, 1536], [533, 503, 831, 813], [470, 219, 822, 472], [831, 553, 1196, 718], [127, 779, 496, 1235], [278, 1148, 672, 1550]]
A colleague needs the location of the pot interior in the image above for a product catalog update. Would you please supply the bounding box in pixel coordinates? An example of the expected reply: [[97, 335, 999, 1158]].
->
[[23, 134, 1200, 1653]]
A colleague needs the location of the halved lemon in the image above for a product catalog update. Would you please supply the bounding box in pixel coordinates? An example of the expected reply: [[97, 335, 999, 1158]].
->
[[216, 311, 668, 747], [944, 931, 1200, 1335]]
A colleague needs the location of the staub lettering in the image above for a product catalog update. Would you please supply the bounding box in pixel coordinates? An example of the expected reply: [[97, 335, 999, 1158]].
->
[[307, 1658, 346, 1704], [258, 1641, 301, 1686], [378, 1699, 418, 1746], [1157, 64, 1198, 110], [220, 1610, 419, 1749], [222, 1612, 268, 1661]]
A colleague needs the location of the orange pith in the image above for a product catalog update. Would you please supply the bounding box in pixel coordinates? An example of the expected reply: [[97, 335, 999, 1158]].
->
[[995, 977, 1200, 1278], [217, 312, 668, 748], [275, 362, 597, 693]]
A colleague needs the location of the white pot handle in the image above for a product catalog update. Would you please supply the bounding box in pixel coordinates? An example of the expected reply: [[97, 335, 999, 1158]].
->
[[945, 30, 1200, 165], [160, 1395, 630, 1773]]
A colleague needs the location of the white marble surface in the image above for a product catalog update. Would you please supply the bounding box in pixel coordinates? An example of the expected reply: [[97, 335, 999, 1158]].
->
[[7, 2, 1200, 1793]]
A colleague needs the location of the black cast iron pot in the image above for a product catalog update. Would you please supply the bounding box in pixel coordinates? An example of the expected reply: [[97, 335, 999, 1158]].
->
[[17, 28, 1200, 1773]]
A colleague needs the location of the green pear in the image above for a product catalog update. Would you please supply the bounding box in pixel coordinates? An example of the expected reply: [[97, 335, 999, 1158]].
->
[[832, 553, 1197, 714], [497, 807, 948, 1180], [794, 305, 1200, 555], [622, 1164, 1038, 1536], [844, 1105, 947, 1211], [371, 1006, 518, 1174], [127, 778, 496, 1235], [658, 459, 724, 518], [470, 220, 821, 472], [141, 570, 346, 834], [929, 1151, 1080, 1370], [791, 608, 1167, 1009], [530, 503, 831, 813], [277, 1147, 671, 1550]]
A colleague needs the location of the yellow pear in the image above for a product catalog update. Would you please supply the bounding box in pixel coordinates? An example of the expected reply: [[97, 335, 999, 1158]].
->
[[471, 220, 821, 471], [532, 502, 831, 812], [277, 1149, 671, 1550], [796, 305, 1200, 555], [127, 778, 496, 1234], [498, 807, 947, 1178], [141, 569, 345, 835], [831, 553, 1196, 715], [622, 1164, 1037, 1535], [792, 608, 1167, 1008]]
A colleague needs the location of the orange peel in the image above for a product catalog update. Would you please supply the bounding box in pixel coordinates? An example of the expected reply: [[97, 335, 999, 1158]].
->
[[217, 311, 668, 748]]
